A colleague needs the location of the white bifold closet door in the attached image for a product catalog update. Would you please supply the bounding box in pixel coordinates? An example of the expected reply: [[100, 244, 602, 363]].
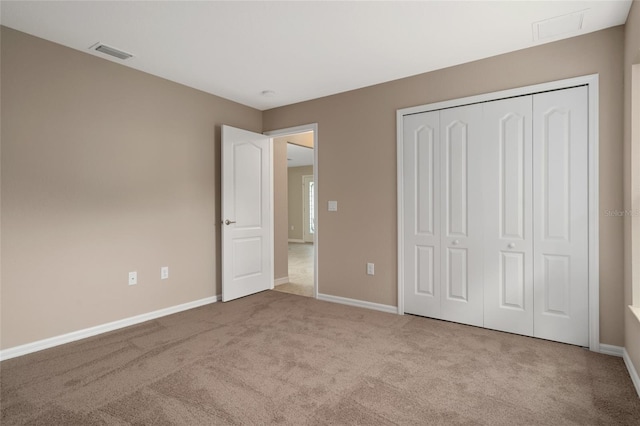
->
[[403, 104, 484, 328], [403, 86, 589, 347], [482, 87, 589, 345], [439, 105, 484, 327], [403, 111, 442, 318], [532, 87, 589, 347], [483, 96, 534, 336]]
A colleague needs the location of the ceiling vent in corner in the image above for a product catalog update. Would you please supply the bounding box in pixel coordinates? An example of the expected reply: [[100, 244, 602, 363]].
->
[[90, 43, 133, 60], [533, 9, 588, 41]]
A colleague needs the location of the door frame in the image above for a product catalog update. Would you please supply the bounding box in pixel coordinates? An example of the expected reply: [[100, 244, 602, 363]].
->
[[302, 174, 315, 243], [265, 123, 319, 299], [396, 74, 600, 351]]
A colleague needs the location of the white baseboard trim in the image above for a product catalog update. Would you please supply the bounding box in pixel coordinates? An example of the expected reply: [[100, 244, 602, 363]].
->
[[317, 293, 397, 315], [0, 295, 219, 362], [274, 277, 289, 286], [623, 348, 640, 398], [599, 344, 624, 357], [288, 239, 305, 243]]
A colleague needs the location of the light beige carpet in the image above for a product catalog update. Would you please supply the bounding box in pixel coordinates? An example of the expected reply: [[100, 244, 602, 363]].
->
[[1, 290, 639, 425], [274, 242, 314, 297]]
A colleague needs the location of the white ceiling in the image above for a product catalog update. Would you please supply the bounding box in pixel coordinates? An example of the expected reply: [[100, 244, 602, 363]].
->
[[0, 1, 632, 111], [287, 142, 314, 168]]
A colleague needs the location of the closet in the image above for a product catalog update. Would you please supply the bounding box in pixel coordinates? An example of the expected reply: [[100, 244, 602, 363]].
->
[[401, 86, 589, 347]]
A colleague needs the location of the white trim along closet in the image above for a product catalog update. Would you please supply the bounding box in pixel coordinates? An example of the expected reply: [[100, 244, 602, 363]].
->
[[397, 75, 600, 350]]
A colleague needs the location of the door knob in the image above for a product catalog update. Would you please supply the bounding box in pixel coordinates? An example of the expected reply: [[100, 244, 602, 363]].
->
[[452, 239, 460, 245], [224, 219, 236, 225], [508, 243, 516, 249]]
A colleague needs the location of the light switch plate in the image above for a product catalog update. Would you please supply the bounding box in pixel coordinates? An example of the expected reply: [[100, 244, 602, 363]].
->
[[129, 271, 137, 286], [328, 200, 338, 211], [367, 263, 375, 275]]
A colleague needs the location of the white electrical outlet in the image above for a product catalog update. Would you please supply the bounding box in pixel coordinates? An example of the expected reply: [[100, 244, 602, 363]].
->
[[367, 263, 375, 275], [161, 266, 169, 280], [328, 201, 338, 211], [128, 271, 137, 286]]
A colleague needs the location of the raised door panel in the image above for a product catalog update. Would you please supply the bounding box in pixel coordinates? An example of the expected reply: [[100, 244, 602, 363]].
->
[[542, 255, 571, 316], [232, 237, 263, 279], [416, 246, 435, 296], [501, 252, 526, 309], [533, 86, 589, 346], [440, 104, 483, 327], [482, 96, 534, 336], [234, 143, 263, 228], [445, 121, 468, 237], [542, 109, 571, 242], [446, 248, 468, 300], [403, 111, 441, 318]]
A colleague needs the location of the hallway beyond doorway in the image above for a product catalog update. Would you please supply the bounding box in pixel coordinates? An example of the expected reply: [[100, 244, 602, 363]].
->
[[274, 243, 314, 297]]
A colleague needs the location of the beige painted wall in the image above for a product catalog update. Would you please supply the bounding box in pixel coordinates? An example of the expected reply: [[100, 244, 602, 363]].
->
[[288, 166, 314, 241], [624, 1, 640, 378], [264, 26, 626, 346], [1, 21, 635, 353], [0, 27, 262, 349], [273, 138, 289, 280]]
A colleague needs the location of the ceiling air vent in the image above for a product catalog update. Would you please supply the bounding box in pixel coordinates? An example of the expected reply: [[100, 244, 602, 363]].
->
[[90, 43, 133, 60], [532, 9, 588, 41]]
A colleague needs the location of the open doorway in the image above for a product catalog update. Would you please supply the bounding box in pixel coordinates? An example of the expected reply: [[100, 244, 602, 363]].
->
[[266, 125, 317, 298], [282, 144, 314, 296]]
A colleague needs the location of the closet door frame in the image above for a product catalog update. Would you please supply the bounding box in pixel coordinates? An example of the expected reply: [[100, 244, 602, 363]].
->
[[396, 74, 600, 352]]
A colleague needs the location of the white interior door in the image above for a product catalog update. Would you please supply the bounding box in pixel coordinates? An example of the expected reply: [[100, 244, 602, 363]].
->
[[222, 125, 273, 302], [483, 96, 534, 335], [439, 104, 484, 327], [533, 87, 589, 346], [403, 111, 441, 318]]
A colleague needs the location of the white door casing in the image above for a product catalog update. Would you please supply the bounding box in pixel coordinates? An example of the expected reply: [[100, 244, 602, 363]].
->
[[303, 174, 314, 243], [222, 125, 273, 302], [439, 104, 484, 327], [264, 123, 319, 299], [532, 87, 589, 346], [483, 96, 534, 336]]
